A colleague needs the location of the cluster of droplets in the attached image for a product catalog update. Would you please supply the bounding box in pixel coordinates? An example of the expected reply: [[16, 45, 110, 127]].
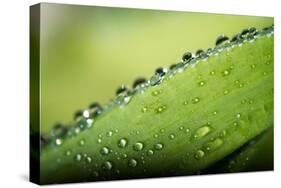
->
[[42, 25, 273, 176]]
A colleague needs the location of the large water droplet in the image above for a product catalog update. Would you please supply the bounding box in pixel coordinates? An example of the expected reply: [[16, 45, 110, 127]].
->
[[193, 126, 211, 140], [128, 158, 138, 168], [154, 143, 164, 150], [118, 138, 128, 148], [133, 142, 144, 151], [205, 138, 224, 152], [89, 102, 102, 117], [182, 52, 193, 62], [100, 147, 110, 155], [216, 35, 229, 46], [133, 77, 147, 89]]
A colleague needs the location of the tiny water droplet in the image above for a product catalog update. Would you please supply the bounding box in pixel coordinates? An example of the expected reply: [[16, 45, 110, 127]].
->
[[236, 113, 241, 119], [141, 106, 148, 113], [106, 131, 113, 137], [155, 105, 167, 113], [147, 149, 154, 156], [183, 101, 188, 105], [154, 143, 164, 150], [192, 97, 200, 104], [224, 89, 229, 95], [198, 81, 206, 87], [193, 126, 211, 140], [133, 142, 144, 151], [79, 139, 85, 146], [194, 150, 205, 160], [169, 134, 175, 140], [154, 134, 159, 138], [97, 138, 102, 144], [179, 126, 184, 131], [118, 138, 128, 148], [222, 69, 231, 76], [185, 128, 190, 133], [152, 90, 161, 96], [160, 128, 165, 133], [251, 64, 256, 69], [75, 153, 82, 161], [55, 138, 62, 146], [86, 156, 92, 163], [128, 158, 138, 168], [100, 147, 110, 155], [213, 111, 218, 115], [65, 150, 71, 156], [102, 161, 113, 171], [89, 102, 102, 117], [210, 71, 215, 75], [122, 153, 128, 159]]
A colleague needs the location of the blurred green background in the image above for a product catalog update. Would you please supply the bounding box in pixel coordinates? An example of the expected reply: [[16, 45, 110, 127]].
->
[[40, 3, 273, 133]]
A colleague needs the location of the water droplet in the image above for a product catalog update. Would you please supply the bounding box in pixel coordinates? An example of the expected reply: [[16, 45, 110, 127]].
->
[[65, 150, 71, 156], [141, 106, 148, 113], [183, 101, 188, 105], [97, 138, 102, 144], [116, 85, 129, 96], [182, 52, 192, 62], [216, 35, 229, 46], [86, 156, 92, 163], [160, 128, 165, 133], [75, 153, 82, 161], [102, 161, 113, 171], [155, 67, 167, 77], [193, 126, 211, 140], [83, 110, 90, 118], [89, 102, 102, 117], [133, 142, 144, 151], [198, 81, 206, 87], [100, 147, 110, 155], [122, 153, 128, 159], [196, 49, 204, 56], [205, 138, 224, 152], [192, 97, 200, 104], [154, 134, 159, 138], [55, 138, 62, 146], [251, 64, 256, 69], [106, 131, 113, 137], [169, 134, 175, 140], [194, 150, 205, 159], [147, 149, 154, 156], [152, 90, 161, 96], [236, 113, 241, 118], [185, 128, 190, 133], [155, 105, 167, 113], [210, 71, 215, 75], [74, 110, 83, 122], [154, 143, 164, 150], [213, 111, 218, 115], [133, 77, 147, 89], [51, 123, 67, 138], [79, 139, 85, 146], [128, 158, 138, 168], [224, 89, 229, 95], [222, 69, 231, 76], [118, 138, 128, 148], [179, 126, 184, 131]]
